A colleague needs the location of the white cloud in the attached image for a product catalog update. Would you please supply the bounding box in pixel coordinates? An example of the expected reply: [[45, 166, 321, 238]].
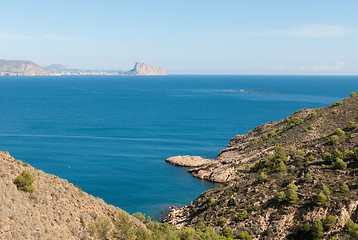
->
[[0, 33, 70, 42], [215, 24, 353, 39], [278, 60, 345, 72], [288, 24, 352, 38], [0, 33, 34, 41]]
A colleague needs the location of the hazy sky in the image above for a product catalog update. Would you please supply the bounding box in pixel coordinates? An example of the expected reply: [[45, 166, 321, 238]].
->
[[1, 0, 357, 74]]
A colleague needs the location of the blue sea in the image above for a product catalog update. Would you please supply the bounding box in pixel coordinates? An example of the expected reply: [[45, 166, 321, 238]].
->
[[0, 75, 357, 219]]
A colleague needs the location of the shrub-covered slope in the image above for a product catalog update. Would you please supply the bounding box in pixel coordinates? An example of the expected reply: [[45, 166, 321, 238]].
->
[[165, 93, 358, 239], [0, 151, 148, 239]]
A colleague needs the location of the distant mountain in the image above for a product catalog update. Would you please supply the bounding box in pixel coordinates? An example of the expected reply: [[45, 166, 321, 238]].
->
[[0, 60, 167, 76], [125, 62, 167, 75], [45, 64, 83, 73], [0, 59, 56, 76]]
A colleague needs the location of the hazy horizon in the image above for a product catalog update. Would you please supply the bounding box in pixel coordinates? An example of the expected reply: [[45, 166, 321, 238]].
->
[[1, 1, 357, 75]]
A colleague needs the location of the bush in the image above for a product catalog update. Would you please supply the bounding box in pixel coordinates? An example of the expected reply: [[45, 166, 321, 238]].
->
[[312, 219, 324, 239], [323, 186, 331, 196], [334, 128, 345, 137], [328, 135, 339, 145], [345, 218, 358, 239], [276, 183, 299, 205], [333, 158, 347, 170], [323, 215, 336, 230], [289, 117, 304, 126], [88, 216, 111, 240], [316, 192, 328, 206], [14, 170, 35, 193], [221, 227, 234, 238], [350, 92, 357, 97], [304, 173, 313, 183], [258, 172, 268, 183], [235, 210, 248, 222], [341, 183, 350, 193], [347, 121, 356, 128], [237, 231, 252, 240], [218, 217, 227, 227], [207, 197, 216, 206]]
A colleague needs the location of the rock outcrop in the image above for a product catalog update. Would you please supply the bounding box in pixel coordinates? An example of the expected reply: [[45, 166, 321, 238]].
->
[[125, 62, 167, 75], [0, 59, 57, 76], [166, 155, 216, 167]]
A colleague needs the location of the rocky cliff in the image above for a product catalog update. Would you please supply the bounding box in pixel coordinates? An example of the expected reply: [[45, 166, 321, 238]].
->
[[125, 62, 167, 75], [165, 93, 358, 239], [0, 60, 57, 76]]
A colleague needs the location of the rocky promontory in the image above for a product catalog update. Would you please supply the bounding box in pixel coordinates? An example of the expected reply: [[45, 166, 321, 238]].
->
[[0, 60, 57, 76], [164, 93, 358, 239], [125, 62, 167, 75]]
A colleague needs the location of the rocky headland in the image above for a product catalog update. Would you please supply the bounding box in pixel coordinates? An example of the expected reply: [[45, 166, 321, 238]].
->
[[164, 92, 358, 239], [0, 60, 57, 76], [125, 62, 167, 75]]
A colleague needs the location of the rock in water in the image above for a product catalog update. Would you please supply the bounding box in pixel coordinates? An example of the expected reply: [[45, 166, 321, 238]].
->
[[125, 62, 167, 75], [166, 155, 216, 167]]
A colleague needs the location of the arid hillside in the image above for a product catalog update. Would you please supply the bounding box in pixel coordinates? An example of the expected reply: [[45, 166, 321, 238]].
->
[[165, 92, 358, 239]]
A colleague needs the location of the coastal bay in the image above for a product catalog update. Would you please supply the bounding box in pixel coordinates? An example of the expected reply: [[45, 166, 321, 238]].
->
[[0, 75, 356, 219]]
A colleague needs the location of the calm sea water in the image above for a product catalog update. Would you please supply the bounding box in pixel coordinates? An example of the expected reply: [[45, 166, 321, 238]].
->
[[0, 75, 357, 218]]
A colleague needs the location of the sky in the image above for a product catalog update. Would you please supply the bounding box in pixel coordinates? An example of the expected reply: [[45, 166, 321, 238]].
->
[[0, 0, 357, 74]]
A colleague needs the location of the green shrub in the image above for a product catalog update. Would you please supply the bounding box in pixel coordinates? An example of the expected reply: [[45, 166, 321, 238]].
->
[[333, 158, 347, 170], [334, 128, 345, 137], [235, 210, 248, 222], [178, 227, 195, 240], [312, 219, 324, 239], [341, 183, 350, 193], [350, 92, 357, 97], [221, 227, 234, 238], [14, 170, 35, 193], [289, 117, 303, 126], [345, 218, 358, 239], [218, 217, 227, 227], [207, 197, 216, 206], [347, 120, 356, 128], [304, 173, 313, 183], [276, 191, 286, 203], [322, 152, 332, 162], [237, 230, 252, 240], [276, 183, 299, 205], [323, 186, 331, 196], [328, 135, 339, 145], [88, 216, 111, 240], [258, 172, 268, 183], [323, 215, 336, 230], [116, 211, 136, 239], [286, 183, 299, 204], [316, 192, 328, 206]]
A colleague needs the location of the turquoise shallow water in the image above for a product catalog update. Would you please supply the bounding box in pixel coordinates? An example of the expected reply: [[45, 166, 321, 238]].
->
[[0, 75, 357, 219]]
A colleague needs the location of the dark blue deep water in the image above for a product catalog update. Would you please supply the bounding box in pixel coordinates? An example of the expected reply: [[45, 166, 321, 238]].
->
[[0, 75, 357, 218]]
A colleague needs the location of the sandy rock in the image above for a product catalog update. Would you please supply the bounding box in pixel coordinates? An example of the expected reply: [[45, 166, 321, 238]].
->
[[166, 155, 215, 167]]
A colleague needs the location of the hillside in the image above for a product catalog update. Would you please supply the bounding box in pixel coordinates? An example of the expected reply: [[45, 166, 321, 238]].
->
[[0, 151, 230, 239], [165, 92, 358, 239], [0, 151, 148, 239], [0, 60, 56, 76]]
